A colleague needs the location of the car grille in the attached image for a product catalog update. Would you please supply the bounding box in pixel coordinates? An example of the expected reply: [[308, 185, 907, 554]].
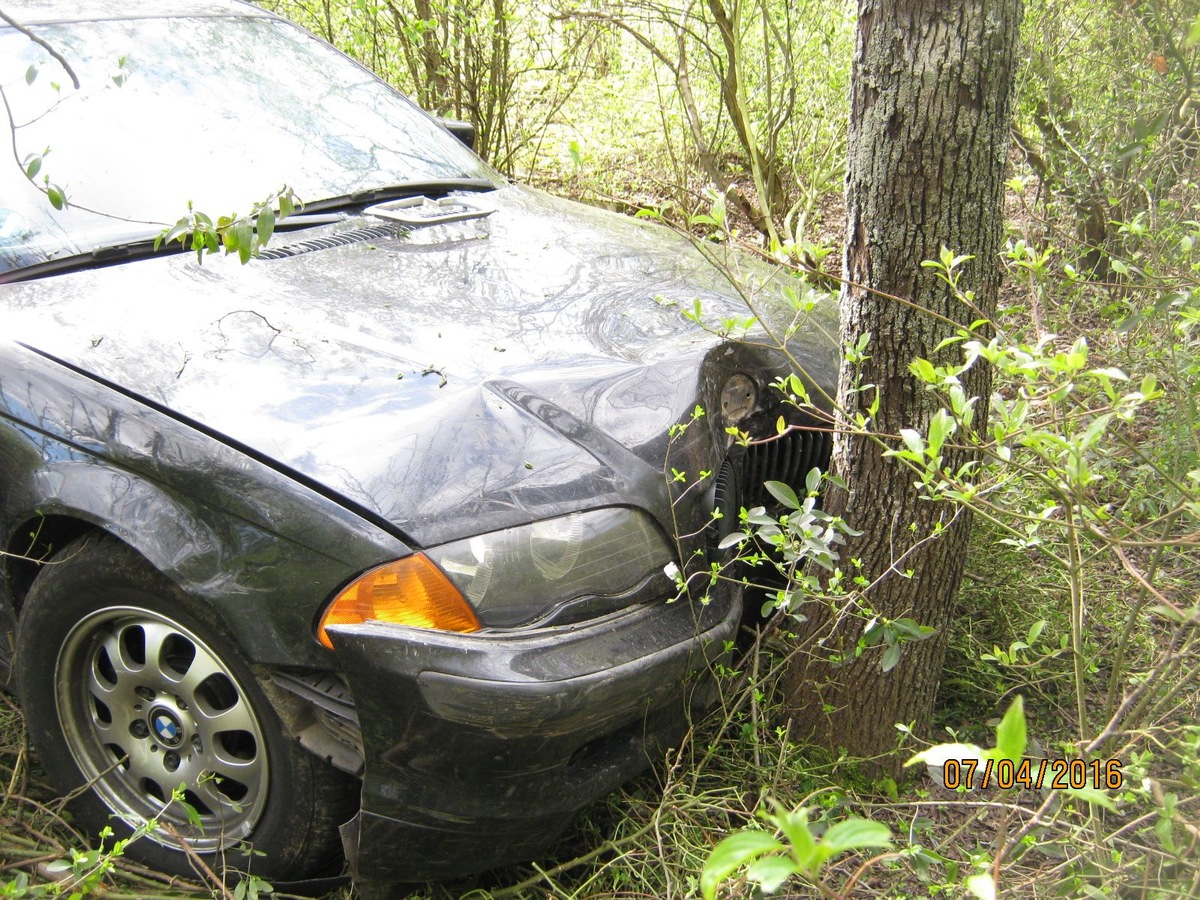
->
[[712, 427, 833, 536]]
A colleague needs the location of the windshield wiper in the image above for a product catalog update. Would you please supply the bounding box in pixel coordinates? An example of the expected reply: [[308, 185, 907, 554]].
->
[[301, 178, 499, 215], [1, 237, 165, 283]]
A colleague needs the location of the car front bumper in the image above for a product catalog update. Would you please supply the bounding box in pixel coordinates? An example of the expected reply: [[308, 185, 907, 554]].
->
[[326, 582, 740, 881]]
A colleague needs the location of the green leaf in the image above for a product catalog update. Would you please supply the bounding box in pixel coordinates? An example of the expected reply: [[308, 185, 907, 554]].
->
[[256, 206, 276, 246], [910, 357, 937, 384], [900, 428, 925, 458], [235, 220, 254, 263], [773, 807, 818, 873], [1027, 619, 1046, 644], [567, 139, 583, 168], [176, 787, 203, 828], [992, 695, 1026, 762], [764, 481, 801, 510], [860, 618, 883, 646], [1079, 413, 1114, 451], [746, 854, 797, 893], [717, 531, 748, 550], [1155, 793, 1178, 852], [46, 185, 65, 210], [700, 831, 786, 900], [25, 64, 37, 84], [927, 409, 955, 457], [880, 641, 902, 672], [24, 155, 42, 179], [1065, 785, 1117, 811], [818, 817, 893, 857], [1155, 811, 1177, 853], [805, 466, 822, 494], [710, 191, 727, 229], [891, 618, 936, 641]]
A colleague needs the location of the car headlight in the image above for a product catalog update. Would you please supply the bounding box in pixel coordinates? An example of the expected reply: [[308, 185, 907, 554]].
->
[[428, 507, 674, 626]]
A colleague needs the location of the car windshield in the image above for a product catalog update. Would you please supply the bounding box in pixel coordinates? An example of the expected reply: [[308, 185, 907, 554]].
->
[[0, 10, 498, 273]]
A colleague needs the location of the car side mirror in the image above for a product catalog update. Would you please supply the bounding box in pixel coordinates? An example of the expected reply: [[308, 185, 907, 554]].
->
[[439, 118, 476, 152]]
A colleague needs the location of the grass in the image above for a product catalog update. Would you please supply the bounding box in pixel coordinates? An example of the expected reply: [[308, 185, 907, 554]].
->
[[3, 479, 1198, 899], [4, 178, 1199, 900], [5, 0, 1200, 895]]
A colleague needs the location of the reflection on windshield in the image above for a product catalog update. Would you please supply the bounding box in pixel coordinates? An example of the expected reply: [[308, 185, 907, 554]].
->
[[0, 12, 497, 272]]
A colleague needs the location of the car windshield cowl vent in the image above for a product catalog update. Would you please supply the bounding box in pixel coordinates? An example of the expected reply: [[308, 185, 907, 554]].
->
[[256, 223, 403, 260]]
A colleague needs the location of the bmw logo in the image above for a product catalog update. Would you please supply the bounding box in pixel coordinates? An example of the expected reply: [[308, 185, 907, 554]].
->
[[149, 709, 184, 747]]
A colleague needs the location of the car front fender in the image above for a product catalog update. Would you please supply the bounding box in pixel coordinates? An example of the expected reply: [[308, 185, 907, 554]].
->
[[0, 341, 410, 668]]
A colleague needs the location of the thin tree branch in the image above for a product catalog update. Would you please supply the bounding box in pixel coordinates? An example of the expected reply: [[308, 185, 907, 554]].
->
[[0, 9, 80, 89]]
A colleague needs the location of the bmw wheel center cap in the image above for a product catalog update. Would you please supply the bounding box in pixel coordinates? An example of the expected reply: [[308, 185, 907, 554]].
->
[[149, 708, 184, 747]]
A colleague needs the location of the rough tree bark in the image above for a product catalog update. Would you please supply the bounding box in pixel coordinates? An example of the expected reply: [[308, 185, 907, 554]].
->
[[784, 0, 1023, 774]]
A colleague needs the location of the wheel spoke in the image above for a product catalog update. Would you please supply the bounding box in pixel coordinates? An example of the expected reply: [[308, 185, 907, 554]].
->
[[93, 630, 137, 685], [173, 652, 225, 702], [210, 734, 260, 768], [166, 753, 255, 829], [171, 753, 210, 798], [136, 621, 188, 684], [192, 694, 257, 735], [86, 652, 140, 710], [90, 696, 137, 737], [119, 735, 161, 782], [214, 759, 264, 800], [195, 778, 230, 820]]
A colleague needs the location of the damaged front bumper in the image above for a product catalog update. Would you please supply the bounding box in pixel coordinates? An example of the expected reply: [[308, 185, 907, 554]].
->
[[324, 582, 740, 882]]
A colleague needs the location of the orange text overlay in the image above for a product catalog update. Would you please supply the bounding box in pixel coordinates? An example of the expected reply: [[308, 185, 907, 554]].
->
[[942, 757, 1124, 791]]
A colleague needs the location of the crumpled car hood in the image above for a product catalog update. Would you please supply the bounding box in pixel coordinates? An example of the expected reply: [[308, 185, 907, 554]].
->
[[1, 185, 837, 545]]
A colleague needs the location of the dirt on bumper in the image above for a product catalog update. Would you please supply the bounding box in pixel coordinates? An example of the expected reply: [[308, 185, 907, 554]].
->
[[327, 583, 740, 881]]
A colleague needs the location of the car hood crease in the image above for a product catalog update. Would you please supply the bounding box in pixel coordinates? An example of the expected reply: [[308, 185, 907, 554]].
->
[[1, 186, 836, 545]]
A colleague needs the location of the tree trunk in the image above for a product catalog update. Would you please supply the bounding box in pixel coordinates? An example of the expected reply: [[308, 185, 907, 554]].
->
[[783, 0, 1022, 775]]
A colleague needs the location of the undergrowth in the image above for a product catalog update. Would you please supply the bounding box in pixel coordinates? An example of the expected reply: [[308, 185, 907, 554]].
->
[[4, 1, 1200, 898]]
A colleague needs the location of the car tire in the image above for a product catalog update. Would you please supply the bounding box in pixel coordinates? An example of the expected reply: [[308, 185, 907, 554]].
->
[[16, 532, 354, 882]]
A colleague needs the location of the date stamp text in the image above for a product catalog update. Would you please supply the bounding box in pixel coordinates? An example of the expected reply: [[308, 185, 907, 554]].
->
[[942, 757, 1123, 791]]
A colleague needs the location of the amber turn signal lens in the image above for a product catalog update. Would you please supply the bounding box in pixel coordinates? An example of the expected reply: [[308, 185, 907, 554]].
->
[[317, 555, 482, 648]]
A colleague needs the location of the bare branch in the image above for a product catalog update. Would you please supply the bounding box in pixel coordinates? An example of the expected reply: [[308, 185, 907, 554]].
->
[[0, 9, 80, 89]]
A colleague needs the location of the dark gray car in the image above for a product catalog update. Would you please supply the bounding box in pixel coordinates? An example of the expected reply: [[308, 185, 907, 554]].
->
[[0, 0, 836, 886]]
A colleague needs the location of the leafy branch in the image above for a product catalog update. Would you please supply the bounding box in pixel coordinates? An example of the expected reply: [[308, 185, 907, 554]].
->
[[155, 187, 298, 264]]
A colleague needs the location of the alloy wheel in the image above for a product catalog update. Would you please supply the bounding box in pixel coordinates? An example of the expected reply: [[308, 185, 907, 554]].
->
[[55, 606, 270, 852]]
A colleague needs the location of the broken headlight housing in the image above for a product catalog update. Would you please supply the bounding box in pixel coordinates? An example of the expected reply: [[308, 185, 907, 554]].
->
[[427, 507, 675, 627]]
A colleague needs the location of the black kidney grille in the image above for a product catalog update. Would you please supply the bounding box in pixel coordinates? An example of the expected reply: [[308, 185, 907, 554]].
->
[[740, 427, 833, 510], [710, 427, 832, 545]]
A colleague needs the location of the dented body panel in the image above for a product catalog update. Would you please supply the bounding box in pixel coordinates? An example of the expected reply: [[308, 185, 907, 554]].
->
[[0, 5, 837, 881]]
